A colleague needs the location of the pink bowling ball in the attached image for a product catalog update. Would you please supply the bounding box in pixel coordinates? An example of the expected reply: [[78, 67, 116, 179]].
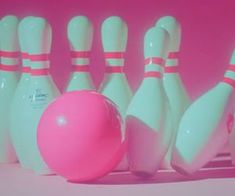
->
[[37, 90, 126, 182]]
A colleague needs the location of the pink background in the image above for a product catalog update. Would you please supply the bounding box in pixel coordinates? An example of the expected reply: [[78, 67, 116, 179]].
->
[[1, 0, 235, 98], [1, 1, 235, 194]]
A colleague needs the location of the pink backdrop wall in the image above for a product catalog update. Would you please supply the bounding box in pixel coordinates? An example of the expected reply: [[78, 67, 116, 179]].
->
[[1, 0, 235, 99]]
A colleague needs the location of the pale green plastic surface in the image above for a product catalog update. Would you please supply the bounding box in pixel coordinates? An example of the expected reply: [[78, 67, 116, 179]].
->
[[100, 16, 132, 119], [0, 15, 19, 163], [99, 16, 132, 171], [22, 17, 60, 174], [173, 49, 235, 173], [156, 16, 190, 168], [127, 27, 169, 131], [126, 27, 173, 174], [65, 16, 95, 91], [10, 16, 34, 169]]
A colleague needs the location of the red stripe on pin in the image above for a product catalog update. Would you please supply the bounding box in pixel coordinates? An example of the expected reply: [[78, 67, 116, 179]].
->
[[144, 71, 162, 78], [106, 66, 123, 73], [31, 68, 49, 76], [0, 51, 19, 58], [21, 52, 29, 59], [223, 77, 235, 88], [70, 51, 90, 58], [0, 64, 18, 71], [144, 57, 165, 66], [168, 52, 179, 59], [73, 65, 90, 72], [29, 54, 49, 61], [164, 66, 179, 73], [105, 52, 124, 59], [228, 64, 235, 72], [21, 67, 31, 73]]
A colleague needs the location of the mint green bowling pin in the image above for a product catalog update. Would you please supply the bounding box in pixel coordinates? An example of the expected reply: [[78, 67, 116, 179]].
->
[[0, 15, 19, 163], [99, 16, 133, 171], [126, 27, 172, 177], [10, 16, 34, 169], [25, 17, 60, 174], [65, 16, 95, 91], [156, 16, 190, 169], [172, 49, 235, 175]]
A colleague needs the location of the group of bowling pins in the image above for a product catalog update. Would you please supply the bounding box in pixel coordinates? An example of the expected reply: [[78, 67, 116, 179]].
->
[[1, 14, 235, 178]]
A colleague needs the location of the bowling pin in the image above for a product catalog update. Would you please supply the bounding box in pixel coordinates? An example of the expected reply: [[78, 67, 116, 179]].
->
[[0, 15, 19, 163], [10, 16, 34, 169], [25, 17, 60, 174], [172, 49, 235, 175], [155, 16, 190, 169], [99, 16, 133, 171], [126, 27, 172, 177], [65, 16, 95, 91]]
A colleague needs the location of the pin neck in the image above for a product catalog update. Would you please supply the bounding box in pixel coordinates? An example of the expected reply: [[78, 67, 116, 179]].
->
[[31, 68, 49, 76], [105, 66, 124, 74], [165, 51, 179, 71], [0, 50, 19, 58], [29, 53, 50, 69], [0, 64, 18, 72], [0, 50, 19, 65], [21, 66, 31, 73], [144, 57, 163, 78], [21, 53, 30, 69], [70, 51, 90, 66], [104, 52, 124, 67], [21, 52, 29, 59], [144, 57, 163, 69], [222, 64, 235, 88], [72, 65, 90, 72], [144, 71, 162, 78]]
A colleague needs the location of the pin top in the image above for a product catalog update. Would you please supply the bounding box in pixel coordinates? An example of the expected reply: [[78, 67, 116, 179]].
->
[[101, 16, 127, 52], [27, 17, 51, 55], [18, 16, 35, 54], [0, 15, 19, 51], [155, 16, 181, 53], [67, 16, 93, 52], [144, 27, 169, 60]]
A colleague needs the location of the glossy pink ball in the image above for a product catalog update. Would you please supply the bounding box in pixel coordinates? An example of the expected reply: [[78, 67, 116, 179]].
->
[[37, 90, 125, 182]]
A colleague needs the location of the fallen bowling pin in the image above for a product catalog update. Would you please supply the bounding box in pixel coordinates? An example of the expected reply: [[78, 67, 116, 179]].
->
[[172, 49, 235, 175], [155, 16, 190, 169], [65, 16, 95, 92], [126, 26, 172, 177]]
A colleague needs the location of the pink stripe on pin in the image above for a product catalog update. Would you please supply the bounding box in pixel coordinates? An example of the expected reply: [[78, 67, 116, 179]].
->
[[0, 64, 18, 71], [29, 54, 49, 61], [144, 71, 162, 78], [70, 51, 90, 58], [168, 52, 179, 59], [21, 67, 31, 73], [0, 51, 19, 58], [105, 52, 124, 59], [73, 65, 90, 72], [21, 52, 29, 59], [106, 66, 123, 73], [144, 57, 164, 65], [228, 64, 235, 72], [164, 66, 179, 73], [31, 68, 49, 76], [223, 77, 235, 88]]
